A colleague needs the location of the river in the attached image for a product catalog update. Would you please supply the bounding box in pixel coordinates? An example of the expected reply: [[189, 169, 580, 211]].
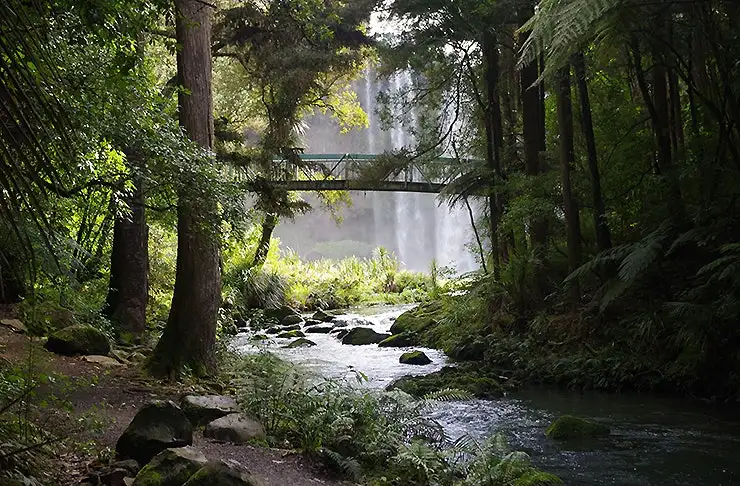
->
[[233, 304, 740, 485]]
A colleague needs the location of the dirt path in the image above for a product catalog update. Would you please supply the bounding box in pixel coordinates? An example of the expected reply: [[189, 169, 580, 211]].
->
[[0, 325, 351, 486]]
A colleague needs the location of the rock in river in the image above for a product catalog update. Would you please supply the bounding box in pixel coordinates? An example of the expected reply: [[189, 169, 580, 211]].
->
[[277, 330, 305, 339], [378, 333, 415, 347], [341, 327, 391, 345], [399, 350, 432, 365], [312, 309, 336, 322], [545, 415, 611, 440], [283, 338, 317, 348], [281, 314, 304, 326], [305, 326, 333, 334]]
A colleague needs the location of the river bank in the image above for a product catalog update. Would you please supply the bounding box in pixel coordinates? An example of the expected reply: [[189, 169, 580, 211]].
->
[[235, 303, 740, 485]]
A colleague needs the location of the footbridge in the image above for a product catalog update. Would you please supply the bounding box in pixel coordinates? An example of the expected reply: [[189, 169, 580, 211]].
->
[[268, 153, 459, 193]]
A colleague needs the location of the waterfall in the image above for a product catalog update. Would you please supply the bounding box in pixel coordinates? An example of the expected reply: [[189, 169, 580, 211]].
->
[[275, 66, 479, 274]]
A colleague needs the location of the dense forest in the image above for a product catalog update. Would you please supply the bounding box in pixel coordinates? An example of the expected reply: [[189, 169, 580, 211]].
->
[[2, 0, 740, 484]]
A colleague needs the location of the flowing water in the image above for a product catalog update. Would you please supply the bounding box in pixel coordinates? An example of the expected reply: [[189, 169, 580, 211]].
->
[[235, 305, 740, 485]]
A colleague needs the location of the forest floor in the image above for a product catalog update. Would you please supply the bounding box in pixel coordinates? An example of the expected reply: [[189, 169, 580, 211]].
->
[[0, 325, 350, 486]]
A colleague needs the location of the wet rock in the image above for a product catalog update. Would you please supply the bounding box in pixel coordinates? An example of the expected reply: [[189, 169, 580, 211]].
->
[[265, 327, 280, 335], [388, 365, 502, 399], [1, 318, 26, 334], [116, 401, 193, 465], [303, 319, 323, 327], [180, 395, 240, 427], [333, 329, 349, 340], [234, 317, 248, 329], [132, 446, 207, 486], [264, 306, 299, 321], [46, 324, 111, 356], [545, 415, 610, 440], [250, 334, 268, 341], [203, 414, 265, 444], [311, 309, 335, 322], [305, 326, 333, 334], [279, 324, 301, 332], [390, 302, 442, 335], [341, 327, 391, 345], [276, 330, 305, 339], [378, 333, 415, 347], [283, 338, 317, 348], [399, 350, 432, 365], [281, 315, 304, 326], [83, 355, 123, 367], [183, 460, 264, 486]]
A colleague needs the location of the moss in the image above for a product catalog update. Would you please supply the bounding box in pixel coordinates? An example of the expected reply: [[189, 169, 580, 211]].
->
[[378, 333, 416, 347], [283, 338, 316, 348], [131, 466, 164, 485], [390, 301, 443, 335], [388, 365, 502, 398], [399, 350, 432, 365], [45, 324, 111, 355], [545, 415, 611, 440], [276, 330, 305, 338]]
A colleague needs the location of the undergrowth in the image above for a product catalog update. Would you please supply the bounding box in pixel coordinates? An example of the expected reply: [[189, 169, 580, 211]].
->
[[227, 351, 560, 485]]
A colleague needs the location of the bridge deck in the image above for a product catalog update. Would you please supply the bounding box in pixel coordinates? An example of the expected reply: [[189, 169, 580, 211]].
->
[[268, 153, 458, 193]]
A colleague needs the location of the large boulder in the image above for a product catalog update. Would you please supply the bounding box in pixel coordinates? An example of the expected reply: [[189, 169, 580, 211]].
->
[[203, 414, 265, 444], [389, 301, 443, 335], [283, 338, 316, 348], [399, 350, 432, 365], [183, 460, 264, 486], [46, 324, 111, 356], [180, 395, 240, 427], [378, 333, 415, 347], [545, 415, 611, 440], [333, 329, 349, 340], [116, 401, 193, 465], [280, 315, 304, 326], [388, 365, 502, 399], [132, 446, 207, 486], [311, 309, 335, 322], [341, 327, 390, 345], [264, 306, 299, 322], [276, 330, 304, 339]]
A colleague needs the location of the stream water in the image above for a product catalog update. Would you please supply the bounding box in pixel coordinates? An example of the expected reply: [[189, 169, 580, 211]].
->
[[234, 305, 740, 485]]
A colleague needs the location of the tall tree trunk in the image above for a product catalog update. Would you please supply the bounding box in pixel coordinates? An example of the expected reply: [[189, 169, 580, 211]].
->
[[482, 30, 504, 277], [251, 213, 277, 269], [150, 0, 220, 378], [104, 152, 148, 340], [520, 18, 547, 251], [573, 53, 612, 252], [556, 65, 582, 301]]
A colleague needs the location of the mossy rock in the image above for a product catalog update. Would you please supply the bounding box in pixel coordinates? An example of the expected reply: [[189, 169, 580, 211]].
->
[[280, 324, 301, 332], [545, 415, 611, 440], [280, 315, 304, 326], [378, 333, 416, 347], [250, 334, 268, 341], [132, 446, 207, 486], [45, 324, 111, 356], [312, 309, 335, 322], [390, 301, 443, 335], [388, 365, 502, 398], [283, 338, 317, 348], [264, 306, 299, 321], [341, 327, 391, 345], [183, 460, 263, 486], [276, 330, 305, 339], [400, 350, 432, 365]]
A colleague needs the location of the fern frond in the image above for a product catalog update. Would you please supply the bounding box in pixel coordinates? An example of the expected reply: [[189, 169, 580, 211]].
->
[[322, 448, 362, 480]]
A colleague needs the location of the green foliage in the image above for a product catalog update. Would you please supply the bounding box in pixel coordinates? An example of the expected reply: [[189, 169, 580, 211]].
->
[[228, 351, 558, 484]]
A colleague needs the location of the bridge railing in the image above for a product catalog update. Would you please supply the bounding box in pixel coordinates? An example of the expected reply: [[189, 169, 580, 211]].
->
[[270, 153, 458, 187]]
